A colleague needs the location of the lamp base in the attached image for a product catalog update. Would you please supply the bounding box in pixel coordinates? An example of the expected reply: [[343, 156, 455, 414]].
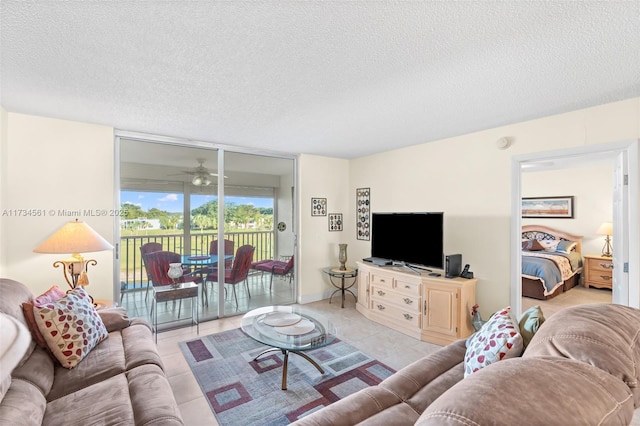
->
[[601, 236, 613, 257]]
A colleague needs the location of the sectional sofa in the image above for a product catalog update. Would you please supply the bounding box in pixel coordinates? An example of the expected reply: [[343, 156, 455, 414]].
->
[[293, 302, 640, 425], [0, 278, 183, 425]]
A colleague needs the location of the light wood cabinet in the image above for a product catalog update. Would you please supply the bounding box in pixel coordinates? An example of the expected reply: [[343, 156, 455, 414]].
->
[[584, 254, 613, 289], [356, 261, 476, 345]]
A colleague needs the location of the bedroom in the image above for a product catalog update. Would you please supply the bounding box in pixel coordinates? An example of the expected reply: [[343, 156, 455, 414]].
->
[[520, 158, 614, 315]]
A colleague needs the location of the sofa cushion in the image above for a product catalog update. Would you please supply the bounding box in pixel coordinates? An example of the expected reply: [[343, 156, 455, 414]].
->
[[418, 357, 634, 425], [464, 307, 523, 377], [45, 364, 183, 426], [98, 307, 131, 332], [0, 377, 47, 425], [524, 303, 640, 404], [34, 287, 109, 369], [381, 339, 466, 415]]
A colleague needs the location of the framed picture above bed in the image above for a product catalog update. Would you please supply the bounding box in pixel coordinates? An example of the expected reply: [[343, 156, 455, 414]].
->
[[522, 196, 574, 219]]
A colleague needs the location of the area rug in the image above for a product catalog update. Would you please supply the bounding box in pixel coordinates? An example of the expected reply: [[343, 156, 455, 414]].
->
[[179, 328, 396, 425]]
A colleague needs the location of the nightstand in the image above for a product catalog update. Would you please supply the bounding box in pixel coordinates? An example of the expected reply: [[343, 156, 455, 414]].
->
[[583, 254, 613, 289]]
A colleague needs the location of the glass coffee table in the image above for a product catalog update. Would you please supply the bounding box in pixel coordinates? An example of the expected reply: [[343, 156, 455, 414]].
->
[[241, 306, 336, 390]]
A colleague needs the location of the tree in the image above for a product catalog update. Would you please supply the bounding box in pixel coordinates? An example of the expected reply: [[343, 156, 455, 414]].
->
[[192, 214, 211, 232]]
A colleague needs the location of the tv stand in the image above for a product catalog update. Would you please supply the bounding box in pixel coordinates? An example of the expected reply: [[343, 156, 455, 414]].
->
[[356, 261, 477, 345]]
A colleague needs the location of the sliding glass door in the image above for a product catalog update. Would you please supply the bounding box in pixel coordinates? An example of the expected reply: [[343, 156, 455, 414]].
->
[[117, 135, 295, 323]]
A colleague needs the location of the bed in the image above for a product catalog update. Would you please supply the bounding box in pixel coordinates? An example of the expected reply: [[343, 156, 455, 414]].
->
[[521, 225, 584, 300]]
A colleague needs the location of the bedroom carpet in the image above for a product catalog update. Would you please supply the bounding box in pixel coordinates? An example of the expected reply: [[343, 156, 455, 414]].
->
[[179, 328, 396, 426]]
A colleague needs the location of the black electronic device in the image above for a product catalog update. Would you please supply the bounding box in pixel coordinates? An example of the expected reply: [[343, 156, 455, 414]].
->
[[460, 264, 474, 279], [370, 212, 444, 270], [428, 272, 441, 277], [445, 254, 462, 278]]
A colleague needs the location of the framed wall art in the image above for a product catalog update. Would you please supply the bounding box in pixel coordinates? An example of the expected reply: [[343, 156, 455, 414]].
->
[[356, 187, 370, 240], [522, 196, 574, 218], [311, 197, 327, 216], [329, 213, 343, 231]]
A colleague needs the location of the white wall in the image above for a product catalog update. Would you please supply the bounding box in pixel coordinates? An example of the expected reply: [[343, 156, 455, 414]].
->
[[522, 164, 613, 255], [0, 112, 115, 300], [297, 154, 350, 302], [348, 97, 640, 317]]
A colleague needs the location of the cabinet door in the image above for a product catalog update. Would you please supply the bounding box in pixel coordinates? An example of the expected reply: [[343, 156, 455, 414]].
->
[[357, 268, 370, 307], [423, 284, 458, 337]]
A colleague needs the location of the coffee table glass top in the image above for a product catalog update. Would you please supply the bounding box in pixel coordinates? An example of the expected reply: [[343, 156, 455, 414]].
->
[[241, 306, 336, 352]]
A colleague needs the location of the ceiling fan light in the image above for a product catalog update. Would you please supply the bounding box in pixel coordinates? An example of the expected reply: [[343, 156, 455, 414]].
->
[[192, 175, 202, 186], [202, 176, 212, 186]]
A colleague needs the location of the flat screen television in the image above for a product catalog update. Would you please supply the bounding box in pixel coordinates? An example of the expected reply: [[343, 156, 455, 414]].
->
[[370, 212, 444, 270]]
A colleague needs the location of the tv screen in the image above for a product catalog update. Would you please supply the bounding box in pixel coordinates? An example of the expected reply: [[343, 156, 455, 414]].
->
[[371, 212, 444, 269]]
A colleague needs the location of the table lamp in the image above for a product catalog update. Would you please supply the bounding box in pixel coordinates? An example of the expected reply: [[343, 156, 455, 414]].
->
[[33, 219, 113, 290], [596, 221, 613, 257]]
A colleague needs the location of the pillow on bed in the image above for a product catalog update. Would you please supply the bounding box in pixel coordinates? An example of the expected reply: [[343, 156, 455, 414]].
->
[[522, 239, 546, 251], [539, 240, 560, 251], [556, 240, 577, 253]]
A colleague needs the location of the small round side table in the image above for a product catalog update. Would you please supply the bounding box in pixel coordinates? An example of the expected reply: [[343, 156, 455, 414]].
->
[[323, 267, 358, 308]]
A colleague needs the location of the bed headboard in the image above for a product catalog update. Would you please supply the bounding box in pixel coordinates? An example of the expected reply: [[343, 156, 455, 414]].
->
[[522, 225, 583, 254]]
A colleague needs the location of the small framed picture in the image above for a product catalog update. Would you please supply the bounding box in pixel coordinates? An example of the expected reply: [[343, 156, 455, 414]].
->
[[311, 197, 327, 216], [329, 213, 343, 231]]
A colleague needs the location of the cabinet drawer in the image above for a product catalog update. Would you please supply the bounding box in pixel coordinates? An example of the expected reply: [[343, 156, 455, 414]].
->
[[394, 278, 421, 296], [587, 258, 613, 273], [371, 285, 421, 312], [369, 300, 421, 328], [370, 272, 394, 289], [587, 269, 612, 284]]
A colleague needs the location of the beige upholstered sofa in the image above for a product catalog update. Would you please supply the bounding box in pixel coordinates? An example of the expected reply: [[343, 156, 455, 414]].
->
[[293, 303, 640, 425], [0, 278, 183, 425]]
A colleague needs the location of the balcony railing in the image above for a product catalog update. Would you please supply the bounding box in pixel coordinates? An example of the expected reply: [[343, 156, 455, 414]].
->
[[119, 230, 274, 293]]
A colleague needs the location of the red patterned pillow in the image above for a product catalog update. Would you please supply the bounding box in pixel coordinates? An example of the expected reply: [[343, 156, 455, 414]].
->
[[22, 285, 68, 351], [33, 287, 108, 368], [464, 306, 523, 377]]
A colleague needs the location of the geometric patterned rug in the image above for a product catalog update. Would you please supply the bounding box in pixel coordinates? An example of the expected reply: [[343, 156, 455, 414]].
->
[[179, 328, 396, 425]]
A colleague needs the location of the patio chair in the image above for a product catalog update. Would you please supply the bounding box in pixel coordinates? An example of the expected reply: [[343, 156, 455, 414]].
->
[[144, 250, 202, 316], [251, 255, 294, 290], [140, 242, 163, 302], [206, 245, 255, 308]]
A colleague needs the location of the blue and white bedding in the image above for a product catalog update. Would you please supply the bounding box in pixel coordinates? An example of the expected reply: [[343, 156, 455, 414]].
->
[[522, 251, 583, 295]]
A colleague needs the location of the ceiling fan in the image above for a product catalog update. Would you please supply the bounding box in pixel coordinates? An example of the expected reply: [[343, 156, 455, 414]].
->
[[173, 159, 225, 186]]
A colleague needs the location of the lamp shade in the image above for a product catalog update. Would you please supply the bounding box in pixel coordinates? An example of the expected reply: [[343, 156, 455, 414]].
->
[[596, 222, 613, 236], [33, 219, 113, 254]]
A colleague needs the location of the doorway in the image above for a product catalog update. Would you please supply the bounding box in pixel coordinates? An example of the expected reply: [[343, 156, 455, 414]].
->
[[510, 140, 639, 315]]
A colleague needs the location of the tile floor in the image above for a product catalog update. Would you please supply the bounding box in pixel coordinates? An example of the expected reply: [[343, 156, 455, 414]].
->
[[151, 285, 638, 426]]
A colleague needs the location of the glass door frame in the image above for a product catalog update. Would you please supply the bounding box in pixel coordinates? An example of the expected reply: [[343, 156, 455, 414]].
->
[[114, 130, 298, 319]]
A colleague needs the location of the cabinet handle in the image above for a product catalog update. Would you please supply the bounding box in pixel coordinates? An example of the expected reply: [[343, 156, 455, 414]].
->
[[423, 300, 427, 315], [380, 279, 386, 283], [403, 313, 413, 320], [377, 290, 386, 296], [600, 275, 612, 280], [403, 298, 413, 305], [404, 285, 410, 289], [599, 263, 614, 269], [376, 304, 385, 311]]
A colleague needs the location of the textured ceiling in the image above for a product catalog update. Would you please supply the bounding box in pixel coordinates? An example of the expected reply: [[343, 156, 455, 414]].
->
[[1, 1, 639, 159]]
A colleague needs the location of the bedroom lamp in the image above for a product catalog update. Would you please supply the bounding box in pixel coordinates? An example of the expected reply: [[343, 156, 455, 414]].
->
[[33, 219, 114, 290], [596, 222, 613, 257]]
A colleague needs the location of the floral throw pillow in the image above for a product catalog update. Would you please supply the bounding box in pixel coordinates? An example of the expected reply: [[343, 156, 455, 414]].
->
[[464, 306, 523, 377], [33, 287, 108, 369]]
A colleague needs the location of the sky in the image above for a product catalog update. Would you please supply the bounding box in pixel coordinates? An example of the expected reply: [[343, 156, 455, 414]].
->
[[121, 191, 273, 213]]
